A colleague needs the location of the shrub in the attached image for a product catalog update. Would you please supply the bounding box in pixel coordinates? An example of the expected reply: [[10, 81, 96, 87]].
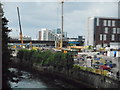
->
[[17, 49, 74, 71]]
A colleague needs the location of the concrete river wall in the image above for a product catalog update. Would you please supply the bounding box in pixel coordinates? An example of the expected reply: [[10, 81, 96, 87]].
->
[[32, 64, 120, 88], [11, 57, 120, 88]]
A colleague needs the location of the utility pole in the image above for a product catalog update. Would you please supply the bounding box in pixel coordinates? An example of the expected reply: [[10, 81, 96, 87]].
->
[[17, 7, 23, 44], [60, 0, 64, 49]]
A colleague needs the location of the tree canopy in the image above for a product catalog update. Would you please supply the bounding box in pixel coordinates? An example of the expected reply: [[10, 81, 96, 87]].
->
[[17, 49, 74, 71]]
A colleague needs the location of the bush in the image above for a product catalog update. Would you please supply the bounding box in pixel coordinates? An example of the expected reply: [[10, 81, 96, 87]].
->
[[73, 65, 94, 72], [17, 49, 74, 71]]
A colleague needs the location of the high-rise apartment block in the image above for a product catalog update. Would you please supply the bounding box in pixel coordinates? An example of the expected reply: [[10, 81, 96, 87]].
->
[[39, 28, 60, 41], [53, 28, 67, 41], [87, 17, 120, 49], [39, 28, 67, 41]]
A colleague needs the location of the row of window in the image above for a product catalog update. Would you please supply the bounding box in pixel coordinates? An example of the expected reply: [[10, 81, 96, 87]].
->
[[43, 32, 60, 41], [100, 34, 120, 41], [103, 20, 116, 26], [96, 18, 120, 26], [104, 27, 120, 34]]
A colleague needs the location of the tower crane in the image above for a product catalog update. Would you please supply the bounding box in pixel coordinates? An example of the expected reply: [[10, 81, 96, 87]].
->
[[56, 0, 64, 49], [60, 0, 64, 49]]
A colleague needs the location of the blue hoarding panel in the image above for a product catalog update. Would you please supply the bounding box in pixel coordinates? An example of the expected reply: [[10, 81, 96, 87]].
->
[[68, 42, 79, 44]]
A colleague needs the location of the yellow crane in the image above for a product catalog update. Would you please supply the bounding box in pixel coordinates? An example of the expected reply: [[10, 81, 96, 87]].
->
[[17, 7, 23, 44], [17, 7, 33, 48]]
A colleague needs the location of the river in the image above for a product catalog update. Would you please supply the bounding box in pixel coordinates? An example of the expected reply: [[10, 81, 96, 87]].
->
[[8, 68, 77, 89]]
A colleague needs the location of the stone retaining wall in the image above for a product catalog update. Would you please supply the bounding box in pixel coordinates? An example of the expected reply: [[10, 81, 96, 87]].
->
[[32, 63, 120, 88], [11, 57, 120, 88]]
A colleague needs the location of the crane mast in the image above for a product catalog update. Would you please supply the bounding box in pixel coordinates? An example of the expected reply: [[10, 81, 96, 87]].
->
[[60, 0, 64, 49], [17, 7, 23, 44]]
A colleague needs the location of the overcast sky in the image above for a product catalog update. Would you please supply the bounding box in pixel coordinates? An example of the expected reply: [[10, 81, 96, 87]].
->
[[2, 1, 119, 39]]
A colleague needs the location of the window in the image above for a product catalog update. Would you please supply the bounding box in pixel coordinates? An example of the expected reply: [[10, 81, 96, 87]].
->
[[111, 35, 115, 41], [103, 34, 107, 40], [108, 20, 111, 26], [112, 20, 115, 26], [43, 32, 46, 40], [96, 18, 99, 26], [119, 35, 120, 41], [117, 21, 120, 26], [104, 44, 107, 47], [104, 27, 108, 33], [113, 28, 116, 34], [104, 20, 107, 26], [100, 34, 102, 40], [117, 28, 120, 34]]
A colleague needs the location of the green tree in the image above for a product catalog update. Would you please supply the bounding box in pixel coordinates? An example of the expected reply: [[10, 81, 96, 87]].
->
[[2, 13, 11, 89], [65, 53, 74, 71], [17, 49, 74, 74], [41, 50, 53, 66], [17, 49, 25, 62], [17, 49, 37, 69], [32, 51, 42, 64]]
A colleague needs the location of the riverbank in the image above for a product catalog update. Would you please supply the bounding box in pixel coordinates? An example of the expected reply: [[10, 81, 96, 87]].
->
[[10, 57, 92, 88], [9, 67, 78, 88], [11, 56, 120, 89], [8, 68, 48, 88]]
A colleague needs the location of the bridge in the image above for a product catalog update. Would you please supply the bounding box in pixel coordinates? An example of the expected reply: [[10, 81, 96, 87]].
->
[[8, 39, 69, 47]]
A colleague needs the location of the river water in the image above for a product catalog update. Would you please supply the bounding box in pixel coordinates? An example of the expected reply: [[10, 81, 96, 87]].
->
[[8, 68, 48, 88], [8, 68, 75, 89]]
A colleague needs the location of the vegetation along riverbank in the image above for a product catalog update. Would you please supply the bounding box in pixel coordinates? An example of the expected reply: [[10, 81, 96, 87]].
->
[[11, 49, 120, 89]]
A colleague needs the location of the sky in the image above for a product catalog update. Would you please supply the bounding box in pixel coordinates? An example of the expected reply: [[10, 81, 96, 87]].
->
[[2, 0, 119, 39]]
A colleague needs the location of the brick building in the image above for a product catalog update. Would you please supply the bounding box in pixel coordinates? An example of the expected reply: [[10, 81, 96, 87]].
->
[[87, 17, 120, 49]]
